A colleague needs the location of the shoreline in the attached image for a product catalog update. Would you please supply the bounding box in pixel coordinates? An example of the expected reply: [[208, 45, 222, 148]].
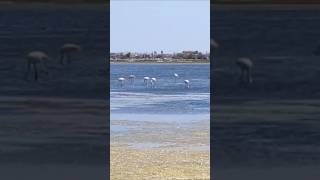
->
[[110, 61, 209, 65], [110, 58, 209, 64]]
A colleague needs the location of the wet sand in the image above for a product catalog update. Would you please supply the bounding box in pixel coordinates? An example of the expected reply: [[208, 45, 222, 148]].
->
[[111, 117, 210, 179], [111, 145, 209, 180]]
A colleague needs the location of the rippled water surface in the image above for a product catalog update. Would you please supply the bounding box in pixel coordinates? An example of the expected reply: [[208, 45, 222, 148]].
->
[[111, 64, 209, 115]]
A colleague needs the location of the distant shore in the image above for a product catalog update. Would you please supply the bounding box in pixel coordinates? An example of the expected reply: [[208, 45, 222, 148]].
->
[[110, 59, 209, 64]]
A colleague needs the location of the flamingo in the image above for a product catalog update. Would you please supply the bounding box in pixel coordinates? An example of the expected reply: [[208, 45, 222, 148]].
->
[[60, 43, 81, 65], [211, 39, 219, 61], [150, 78, 157, 88], [174, 73, 179, 82], [144, 77, 150, 87], [26, 51, 49, 81], [118, 77, 125, 88], [211, 39, 219, 49], [184, 80, 190, 89], [128, 75, 135, 85], [236, 57, 253, 84]]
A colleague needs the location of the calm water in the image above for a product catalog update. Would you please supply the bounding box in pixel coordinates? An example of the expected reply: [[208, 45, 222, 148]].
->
[[110, 64, 209, 115]]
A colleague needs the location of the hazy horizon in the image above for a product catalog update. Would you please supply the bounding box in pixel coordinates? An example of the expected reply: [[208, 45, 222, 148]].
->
[[111, 0, 210, 54]]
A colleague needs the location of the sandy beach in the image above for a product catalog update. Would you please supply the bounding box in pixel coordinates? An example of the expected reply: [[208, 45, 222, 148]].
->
[[111, 118, 210, 179]]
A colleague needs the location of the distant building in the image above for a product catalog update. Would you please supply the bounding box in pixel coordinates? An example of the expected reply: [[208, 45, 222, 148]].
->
[[110, 50, 209, 62]]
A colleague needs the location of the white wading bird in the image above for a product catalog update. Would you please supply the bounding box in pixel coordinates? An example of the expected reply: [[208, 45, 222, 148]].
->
[[150, 78, 157, 88], [144, 76, 150, 87], [174, 73, 179, 82], [128, 75, 135, 85], [184, 80, 190, 89], [118, 77, 125, 88]]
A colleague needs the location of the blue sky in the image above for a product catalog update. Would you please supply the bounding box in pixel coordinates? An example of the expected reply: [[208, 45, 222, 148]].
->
[[111, 0, 210, 53]]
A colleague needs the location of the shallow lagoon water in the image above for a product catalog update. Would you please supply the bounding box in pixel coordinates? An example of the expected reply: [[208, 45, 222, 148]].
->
[[111, 64, 209, 149], [111, 113, 210, 123], [110, 64, 209, 115], [111, 64, 209, 135]]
